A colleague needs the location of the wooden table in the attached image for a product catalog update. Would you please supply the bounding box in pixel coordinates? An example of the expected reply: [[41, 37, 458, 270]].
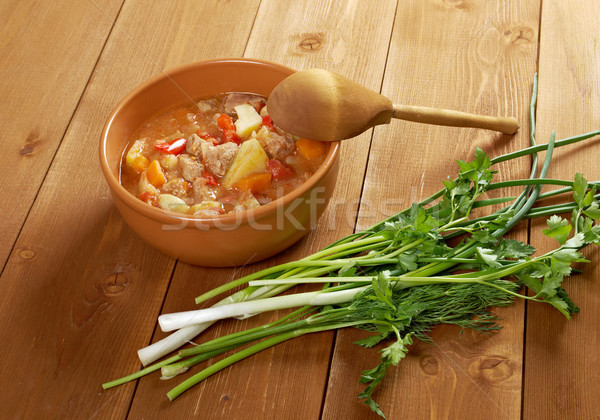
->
[[2, 1, 599, 418]]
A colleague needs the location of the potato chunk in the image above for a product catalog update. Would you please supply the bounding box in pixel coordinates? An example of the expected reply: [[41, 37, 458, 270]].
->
[[222, 138, 268, 189], [234, 104, 263, 139]]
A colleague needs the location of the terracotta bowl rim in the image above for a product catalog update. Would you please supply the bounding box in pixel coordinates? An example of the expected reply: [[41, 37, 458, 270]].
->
[[99, 57, 341, 227]]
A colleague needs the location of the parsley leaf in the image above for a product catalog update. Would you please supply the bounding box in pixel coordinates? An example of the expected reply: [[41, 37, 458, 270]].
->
[[476, 247, 502, 268], [573, 173, 588, 208], [542, 215, 572, 244], [372, 272, 395, 310], [495, 238, 536, 259], [397, 253, 418, 273], [583, 202, 600, 220]]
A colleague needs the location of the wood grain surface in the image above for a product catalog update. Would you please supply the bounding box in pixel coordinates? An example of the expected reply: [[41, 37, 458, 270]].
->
[[524, 1, 600, 419], [0, 0, 123, 266], [0, 0, 598, 419]]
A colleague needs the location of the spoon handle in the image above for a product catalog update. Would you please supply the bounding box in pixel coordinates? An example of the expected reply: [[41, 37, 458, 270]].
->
[[392, 104, 519, 135]]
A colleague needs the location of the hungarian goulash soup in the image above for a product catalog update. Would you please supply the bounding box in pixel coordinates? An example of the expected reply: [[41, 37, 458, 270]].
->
[[120, 93, 328, 216]]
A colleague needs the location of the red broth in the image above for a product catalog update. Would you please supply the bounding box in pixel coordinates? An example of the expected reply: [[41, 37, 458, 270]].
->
[[120, 93, 327, 216]]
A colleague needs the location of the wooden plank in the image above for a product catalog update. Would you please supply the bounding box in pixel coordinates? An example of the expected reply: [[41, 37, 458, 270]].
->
[[524, 1, 600, 419], [322, 1, 540, 418], [127, 0, 398, 417], [0, 0, 123, 268], [0, 0, 262, 417]]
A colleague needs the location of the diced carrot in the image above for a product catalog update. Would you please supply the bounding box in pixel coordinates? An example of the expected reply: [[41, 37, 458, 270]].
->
[[236, 172, 272, 194], [146, 159, 166, 188], [296, 138, 327, 160], [130, 155, 150, 174]]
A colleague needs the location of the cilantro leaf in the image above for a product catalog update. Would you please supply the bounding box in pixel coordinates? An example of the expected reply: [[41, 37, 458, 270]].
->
[[410, 204, 440, 233], [583, 226, 600, 245], [364, 398, 386, 419], [380, 335, 412, 366], [573, 173, 588, 208], [397, 253, 418, 273], [471, 229, 497, 245], [552, 248, 587, 263], [583, 187, 597, 207], [355, 334, 387, 348], [473, 147, 492, 171], [443, 178, 456, 191], [564, 232, 586, 249], [496, 238, 536, 259], [539, 273, 563, 299], [372, 273, 395, 310], [542, 215, 572, 245], [359, 361, 390, 418], [517, 273, 573, 318], [583, 202, 600, 220], [359, 334, 413, 418], [476, 247, 502, 268]]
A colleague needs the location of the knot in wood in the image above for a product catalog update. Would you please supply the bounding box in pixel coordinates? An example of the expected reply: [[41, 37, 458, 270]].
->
[[469, 356, 514, 384], [504, 26, 534, 45], [299, 35, 323, 51], [18, 248, 36, 260], [102, 271, 130, 296], [20, 145, 35, 156], [419, 355, 440, 376], [21, 131, 42, 156]]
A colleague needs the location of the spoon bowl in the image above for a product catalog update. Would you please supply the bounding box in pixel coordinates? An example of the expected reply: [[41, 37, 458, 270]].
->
[[267, 69, 519, 141]]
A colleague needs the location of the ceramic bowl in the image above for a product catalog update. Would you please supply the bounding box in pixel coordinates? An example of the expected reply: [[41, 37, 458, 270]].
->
[[99, 58, 340, 267]]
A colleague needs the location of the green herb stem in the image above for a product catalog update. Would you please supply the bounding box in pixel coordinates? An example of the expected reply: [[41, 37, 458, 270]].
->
[[166, 321, 365, 401], [490, 130, 600, 165], [102, 355, 181, 390]]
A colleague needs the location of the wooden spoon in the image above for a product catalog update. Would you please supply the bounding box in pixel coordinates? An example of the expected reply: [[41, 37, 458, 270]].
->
[[266, 69, 520, 141]]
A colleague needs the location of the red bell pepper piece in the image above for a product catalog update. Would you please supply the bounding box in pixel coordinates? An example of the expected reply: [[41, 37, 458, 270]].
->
[[154, 138, 187, 155], [217, 114, 241, 145], [202, 170, 219, 186], [262, 115, 274, 131], [267, 159, 294, 180], [197, 131, 221, 145]]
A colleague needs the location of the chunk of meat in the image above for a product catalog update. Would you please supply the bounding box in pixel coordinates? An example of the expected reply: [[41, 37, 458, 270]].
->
[[196, 99, 217, 113], [222, 93, 265, 115], [161, 178, 189, 199], [204, 142, 238, 177], [254, 126, 295, 160], [186, 133, 204, 157], [192, 177, 214, 202], [179, 154, 204, 181]]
